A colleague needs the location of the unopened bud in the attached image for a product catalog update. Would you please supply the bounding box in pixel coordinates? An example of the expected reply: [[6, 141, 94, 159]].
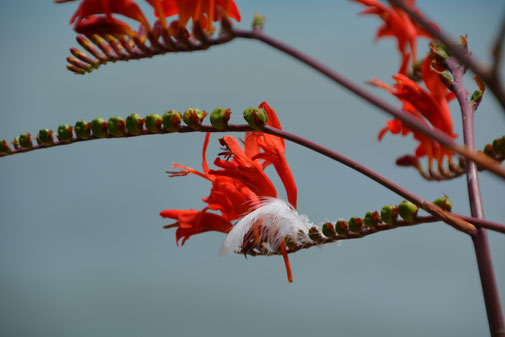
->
[[381, 205, 398, 225], [0, 139, 12, 154], [183, 108, 207, 130], [91, 118, 108, 138], [483, 144, 494, 157], [348, 217, 363, 234], [57, 125, 73, 143], [210, 107, 231, 130], [252, 14, 266, 30], [398, 200, 418, 223], [471, 90, 483, 104], [433, 196, 452, 212], [74, 120, 91, 139], [364, 211, 381, 229], [126, 113, 144, 135], [12, 136, 20, 149], [162, 110, 183, 132], [322, 222, 337, 239], [430, 41, 451, 60], [243, 107, 268, 130], [493, 138, 503, 156], [145, 114, 163, 133], [37, 129, 54, 145], [19, 133, 33, 149], [308, 227, 323, 244], [335, 220, 349, 236], [108, 117, 126, 137]]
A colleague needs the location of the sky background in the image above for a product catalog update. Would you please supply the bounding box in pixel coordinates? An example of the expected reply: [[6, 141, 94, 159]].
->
[[0, 1, 504, 336]]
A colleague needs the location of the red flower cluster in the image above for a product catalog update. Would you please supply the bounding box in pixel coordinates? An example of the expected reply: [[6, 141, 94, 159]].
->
[[355, 0, 456, 170], [160, 102, 297, 280], [64, 0, 240, 36]]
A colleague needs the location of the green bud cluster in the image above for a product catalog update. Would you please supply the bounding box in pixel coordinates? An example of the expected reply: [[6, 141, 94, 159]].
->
[[482, 135, 505, 160]]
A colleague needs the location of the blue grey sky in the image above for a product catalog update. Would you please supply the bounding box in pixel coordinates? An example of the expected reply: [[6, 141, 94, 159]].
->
[[0, 1, 504, 336]]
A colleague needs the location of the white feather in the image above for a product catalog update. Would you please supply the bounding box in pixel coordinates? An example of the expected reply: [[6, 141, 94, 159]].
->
[[219, 198, 313, 256]]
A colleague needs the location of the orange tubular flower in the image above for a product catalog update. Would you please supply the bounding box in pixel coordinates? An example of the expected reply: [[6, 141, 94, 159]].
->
[[372, 54, 457, 170], [70, 0, 152, 35], [353, 0, 437, 67], [159, 0, 241, 31], [160, 103, 297, 281]]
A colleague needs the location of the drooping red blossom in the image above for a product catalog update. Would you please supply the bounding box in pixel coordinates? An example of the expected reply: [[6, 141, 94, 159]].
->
[[160, 103, 296, 281], [353, 0, 438, 68], [159, 0, 241, 31], [70, 0, 152, 35], [371, 54, 457, 170]]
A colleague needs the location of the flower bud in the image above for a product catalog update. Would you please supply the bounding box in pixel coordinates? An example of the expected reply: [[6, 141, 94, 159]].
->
[[322, 222, 337, 239], [483, 144, 494, 157], [398, 200, 418, 223], [183, 108, 207, 130], [471, 89, 484, 104], [19, 133, 33, 149], [364, 211, 381, 229], [90, 118, 108, 138], [308, 227, 323, 244], [162, 110, 183, 132], [348, 217, 363, 234], [210, 107, 231, 130], [145, 114, 163, 133], [252, 14, 266, 30], [0, 139, 12, 154], [429, 41, 451, 60], [493, 138, 503, 157], [57, 125, 73, 143], [381, 205, 398, 225], [12, 136, 20, 149], [108, 117, 126, 137], [243, 107, 268, 130], [335, 220, 349, 237], [433, 196, 452, 212], [74, 120, 91, 140], [37, 129, 54, 146], [126, 113, 144, 135]]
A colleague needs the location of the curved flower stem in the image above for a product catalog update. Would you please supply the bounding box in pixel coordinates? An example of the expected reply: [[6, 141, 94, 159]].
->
[[446, 58, 505, 337], [229, 28, 505, 180], [388, 0, 505, 115]]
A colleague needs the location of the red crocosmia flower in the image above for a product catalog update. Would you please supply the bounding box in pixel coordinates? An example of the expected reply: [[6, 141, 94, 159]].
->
[[371, 55, 457, 170], [70, 0, 151, 34], [161, 102, 297, 281], [74, 15, 136, 37], [353, 0, 437, 67], [159, 0, 241, 32]]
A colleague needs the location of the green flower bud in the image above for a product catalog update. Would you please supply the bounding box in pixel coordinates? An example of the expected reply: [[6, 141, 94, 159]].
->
[[308, 227, 323, 244], [0, 139, 12, 154], [493, 138, 503, 156], [145, 114, 163, 133], [483, 144, 494, 157], [322, 222, 337, 239], [433, 196, 452, 212], [364, 211, 381, 229], [471, 89, 483, 103], [37, 129, 54, 146], [162, 110, 183, 132], [126, 113, 144, 135], [210, 108, 231, 130], [91, 118, 108, 138], [183, 108, 207, 130], [381, 205, 398, 225], [398, 200, 418, 223], [348, 217, 363, 234], [243, 107, 268, 130], [19, 133, 33, 149], [12, 136, 20, 149], [74, 120, 91, 140], [108, 116, 126, 137], [252, 14, 266, 30], [335, 220, 348, 236], [57, 125, 73, 143], [430, 41, 451, 60]]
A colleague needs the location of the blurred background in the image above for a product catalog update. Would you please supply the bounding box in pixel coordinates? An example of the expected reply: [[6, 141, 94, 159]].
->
[[1, 0, 504, 336]]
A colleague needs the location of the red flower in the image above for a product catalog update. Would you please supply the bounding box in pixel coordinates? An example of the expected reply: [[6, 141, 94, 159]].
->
[[160, 102, 297, 281], [159, 0, 241, 31], [371, 54, 457, 170], [69, 0, 151, 36], [353, 0, 437, 67]]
